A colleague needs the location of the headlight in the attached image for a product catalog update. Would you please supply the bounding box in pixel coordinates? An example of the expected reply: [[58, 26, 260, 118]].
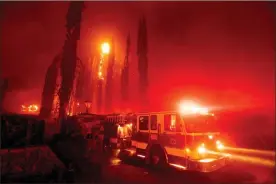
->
[[216, 140, 224, 150], [198, 145, 206, 154]]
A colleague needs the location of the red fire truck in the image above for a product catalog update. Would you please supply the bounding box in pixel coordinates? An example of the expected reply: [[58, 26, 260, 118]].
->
[[124, 102, 231, 172]]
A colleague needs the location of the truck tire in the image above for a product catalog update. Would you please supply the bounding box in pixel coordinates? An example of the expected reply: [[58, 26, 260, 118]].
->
[[149, 146, 167, 169]]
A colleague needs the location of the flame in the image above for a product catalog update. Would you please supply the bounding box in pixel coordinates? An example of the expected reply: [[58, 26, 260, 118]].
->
[[21, 104, 39, 113]]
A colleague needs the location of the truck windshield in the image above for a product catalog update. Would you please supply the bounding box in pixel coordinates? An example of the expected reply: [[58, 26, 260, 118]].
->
[[183, 115, 219, 133]]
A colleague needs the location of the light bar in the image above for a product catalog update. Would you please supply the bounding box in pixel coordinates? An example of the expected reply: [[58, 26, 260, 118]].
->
[[179, 100, 209, 115]]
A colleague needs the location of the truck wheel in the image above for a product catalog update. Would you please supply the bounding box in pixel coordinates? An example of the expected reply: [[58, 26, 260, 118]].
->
[[149, 147, 167, 169]]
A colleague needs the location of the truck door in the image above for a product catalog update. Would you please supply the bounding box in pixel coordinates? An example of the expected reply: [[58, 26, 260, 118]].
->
[[161, 113, 187, 165], [134, 115, 150, 150], [149, 115, 158, 142]]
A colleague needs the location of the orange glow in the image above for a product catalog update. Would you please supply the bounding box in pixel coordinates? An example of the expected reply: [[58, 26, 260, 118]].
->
[[208, 150, 275, 168], [110, 158, 121, 165], [97, 45, 106, 80], [124, 148, 136, 155], [67, 112, 73, 116], [21, 105, 27, 111], [199, 158, 216, 163], [217, 144, 224, 150], [170, 115, 176, 130], [216, 140, 224, 150], [101, 42, 110, 55], [29, 105, 38, 112], [224, 147, 275, 157], [137, 154, 145, 158], [230, 154, 275, 167], [21, 104, 39, 113], [179, 100, 209, 115], [114, 149, 121, 157], [208, 135, 213, 139], [127, 123, 132, 128], [169, 163, 187, 170], [95, 42, 111, 80], [198, 145, 207, 154]]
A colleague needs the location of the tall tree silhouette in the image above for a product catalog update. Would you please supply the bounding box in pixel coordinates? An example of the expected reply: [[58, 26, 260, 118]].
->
[[121, 33, 131, 107], [0, 78, 8, 112], [137, 16, 148, 110], [75, 57, 85, 104], [39, 54, 61, 119], [96, 79, 103, 114], [59, 2, 84, 123]]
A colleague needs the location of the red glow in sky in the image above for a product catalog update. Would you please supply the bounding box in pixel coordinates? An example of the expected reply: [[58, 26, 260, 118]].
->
[[1, 2, 275, 113]]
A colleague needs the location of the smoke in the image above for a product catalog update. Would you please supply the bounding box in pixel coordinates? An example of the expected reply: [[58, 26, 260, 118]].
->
[[1, 2, 274, 113]]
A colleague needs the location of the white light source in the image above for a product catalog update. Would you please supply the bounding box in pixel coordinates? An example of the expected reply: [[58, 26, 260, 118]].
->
[[216, 140, 224, 150], [198, 146, 206, 154], [179, 100, 209, 115], [101, 42, 110, 55]]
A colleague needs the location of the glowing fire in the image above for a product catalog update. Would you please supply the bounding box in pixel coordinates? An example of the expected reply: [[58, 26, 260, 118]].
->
[[97, 42, 110, 80], [101, 42, 110, 55], [21, 104, 39, 113], [98, 57, 104, 80]]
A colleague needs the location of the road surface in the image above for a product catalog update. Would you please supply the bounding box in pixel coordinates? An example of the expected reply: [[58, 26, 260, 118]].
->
[[53, 136, 275, 184]]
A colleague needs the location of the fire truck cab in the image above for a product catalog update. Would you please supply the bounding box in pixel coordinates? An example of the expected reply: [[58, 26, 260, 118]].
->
[[128, 108, 231, 172]]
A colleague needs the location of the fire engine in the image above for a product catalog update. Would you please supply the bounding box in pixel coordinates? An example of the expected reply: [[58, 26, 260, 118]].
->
[[124, 102, 231, 172]]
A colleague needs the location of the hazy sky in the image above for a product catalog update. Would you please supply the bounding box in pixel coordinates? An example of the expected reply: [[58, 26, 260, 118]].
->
[[1, 2, 275, 113]]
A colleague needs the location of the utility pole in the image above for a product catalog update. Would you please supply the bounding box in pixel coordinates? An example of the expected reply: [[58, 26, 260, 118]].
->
[[137, 16, 149, 111], [59, 2, 84, 133], [121, 33, 130, 109]]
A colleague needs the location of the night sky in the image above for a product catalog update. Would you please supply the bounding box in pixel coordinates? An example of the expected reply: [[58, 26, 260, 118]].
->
[[1, 2, 275, 113]]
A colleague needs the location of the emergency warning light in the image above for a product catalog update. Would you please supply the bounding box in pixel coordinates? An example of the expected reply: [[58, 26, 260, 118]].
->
[[179, 100, 209, 115]]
